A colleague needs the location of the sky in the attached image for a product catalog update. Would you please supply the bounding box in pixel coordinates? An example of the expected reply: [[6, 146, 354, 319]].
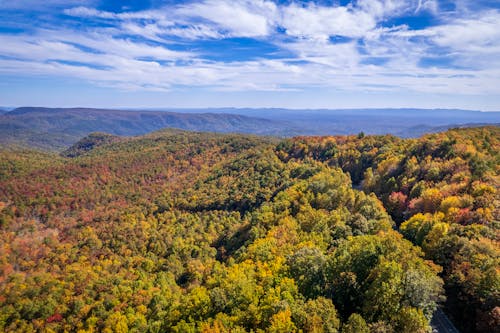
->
[[1, 0, 500, 110]]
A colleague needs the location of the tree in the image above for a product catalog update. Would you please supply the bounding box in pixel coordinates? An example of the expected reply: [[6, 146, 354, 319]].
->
[[342, 313, 369, 333]]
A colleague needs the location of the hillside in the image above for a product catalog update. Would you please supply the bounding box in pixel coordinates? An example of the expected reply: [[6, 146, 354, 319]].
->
[[0, 107, 296, 150], [0, 127, 498, 332], [2, 107, 499, 152], [159, 108, 500, 137]]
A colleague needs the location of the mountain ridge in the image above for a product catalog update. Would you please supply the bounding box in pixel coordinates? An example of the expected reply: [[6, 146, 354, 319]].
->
[[0, 107, 297, 150], [1, 106, 499, 151]]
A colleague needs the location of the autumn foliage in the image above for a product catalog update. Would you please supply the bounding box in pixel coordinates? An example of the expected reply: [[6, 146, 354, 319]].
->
[[0, 126, 498, 332]]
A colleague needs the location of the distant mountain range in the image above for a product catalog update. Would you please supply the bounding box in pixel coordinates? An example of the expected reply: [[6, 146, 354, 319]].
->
[[150, 107, 500, 137], [1, 106, 499, 150], [0, 107, 295, 150], [0, 108, 12, 115]]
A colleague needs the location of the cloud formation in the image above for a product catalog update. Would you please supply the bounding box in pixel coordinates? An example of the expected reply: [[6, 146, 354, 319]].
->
[[1, 0, 499, 98]]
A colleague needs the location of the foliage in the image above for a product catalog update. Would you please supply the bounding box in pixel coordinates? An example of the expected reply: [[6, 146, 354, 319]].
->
[[278, 126, 500, 332], [1, 126, 498, 332]]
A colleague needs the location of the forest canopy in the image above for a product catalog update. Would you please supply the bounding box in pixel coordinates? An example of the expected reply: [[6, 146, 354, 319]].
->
[[0, 126, 498, 332]]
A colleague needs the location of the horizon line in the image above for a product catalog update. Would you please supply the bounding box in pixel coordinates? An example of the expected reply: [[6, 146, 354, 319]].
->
[[5, 106, 500, 113]]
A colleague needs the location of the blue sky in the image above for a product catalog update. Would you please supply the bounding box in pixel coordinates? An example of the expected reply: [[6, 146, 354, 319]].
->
[[1, 0, 500, 110]]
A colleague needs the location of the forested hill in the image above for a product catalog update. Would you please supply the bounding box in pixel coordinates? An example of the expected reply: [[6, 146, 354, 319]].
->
[[0, 107, 296, 150], [158, 108, 500, 138], [0, 126, 498, 332], [1, 107, 499, 152]]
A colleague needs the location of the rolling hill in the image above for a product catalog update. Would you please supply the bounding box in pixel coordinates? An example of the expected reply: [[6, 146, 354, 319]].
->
[[0, 126, 498, 332], [0, 107, 297, 150], [2, 107, 500, 151], [160, 108, 500, 137]]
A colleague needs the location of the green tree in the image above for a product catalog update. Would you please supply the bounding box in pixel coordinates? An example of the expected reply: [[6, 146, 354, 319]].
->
[[342, 313, 369, 333]]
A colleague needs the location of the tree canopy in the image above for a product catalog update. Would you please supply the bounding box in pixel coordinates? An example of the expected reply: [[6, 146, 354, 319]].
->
[[1, 126, 498, 332]]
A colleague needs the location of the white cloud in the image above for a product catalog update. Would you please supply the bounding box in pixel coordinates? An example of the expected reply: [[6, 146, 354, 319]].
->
[[430, 11, 500, 51], [0, 32, 192, 64], [1, 0, 500, 98], [280, 4, 376, 40], [64, 1, 276, 40], [389, 9, 500, 69], [415, 0, 438, 14], [63, 6, 171, 21], [64, 6, 117, 19], [357, 0, 407, 18], [61, 1, 409, 42], [0, 0, 96, 10], [175, 0, 277, 38]]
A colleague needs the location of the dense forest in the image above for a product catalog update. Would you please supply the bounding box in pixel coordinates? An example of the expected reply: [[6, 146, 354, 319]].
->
[[0, 126, 498, 332]]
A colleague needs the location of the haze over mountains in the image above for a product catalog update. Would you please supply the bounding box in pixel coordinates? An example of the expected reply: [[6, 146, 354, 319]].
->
[[0, 107, 499, 150], [0, 107, 293, 150], [157, 108, 500, 136]]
